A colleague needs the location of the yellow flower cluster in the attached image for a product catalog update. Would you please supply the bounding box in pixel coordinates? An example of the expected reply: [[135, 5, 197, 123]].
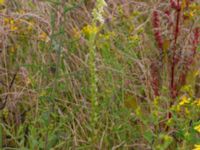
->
[[183, 2, 200, 21], [4, 16, 37, 34], [131, 11, 140, 17], [179, 95, 190, 106], [193, 144, 200, 150], [193, 99, 200, 107], [194, 124, 200, 133], [189, 3, 200, 12], [0, 0, 4, 5], [163, 134, 173, 142], [128, 35, 140, 43], [99, 31, 115, 40], [82, 25, 99, 37], [4, 17, 18, 31], [170, 94, 200, 122], [4, 16, 47, 43], [171, 95, 191, 113]]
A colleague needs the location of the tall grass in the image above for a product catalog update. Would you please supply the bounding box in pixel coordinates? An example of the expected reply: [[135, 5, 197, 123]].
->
[[0, 0, 199, 149]]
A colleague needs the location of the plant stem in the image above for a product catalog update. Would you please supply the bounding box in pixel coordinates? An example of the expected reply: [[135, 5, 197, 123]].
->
[[170, 0, 180, 99]]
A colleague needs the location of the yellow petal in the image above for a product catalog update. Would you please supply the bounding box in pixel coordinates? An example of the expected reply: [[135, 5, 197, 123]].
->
[[194, 124, 200, 132], [193, 144, 200, 150], [0, 0, 4, 5]]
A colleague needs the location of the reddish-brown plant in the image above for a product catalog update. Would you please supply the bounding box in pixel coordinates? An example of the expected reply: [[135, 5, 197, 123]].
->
[[151, 0, 199, 99]]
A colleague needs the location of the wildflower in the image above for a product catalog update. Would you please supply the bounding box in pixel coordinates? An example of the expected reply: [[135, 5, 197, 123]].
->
[[189, 3, 200, 11], [92, 0, 107, 24], [128, 35, 140, 43], [195, 70, 200, 77], [152, 10, 163, 51], [10, 21, 18, 31], [190, 11, 195, 17], [135, 106, 141, 116], [171, 103, 182, 112], [153, 96, 159, 106], [163, 135, 173, 142], [0, 0, 4, 5], [179, 95, 190, 106], [170, 0, 180, 10], [117, 6, 123, 15], [193, 99, 200, 107], [176, 105, 181, 112], [132, 11, 140, 17], [170, 0, 177, 9], [193, 144, 200, 150], [166, 118, 173, 126], [172, 96, 191, 112], [137, 28, 144, 34], [194, 124, 200, 133], [4, 17, 10, 24], [10, 24, 18, 31], [4, 18, 18, 31], [99, 33, 110, 40], [82, 25, 99, 37], [99, 31, 116, 41]]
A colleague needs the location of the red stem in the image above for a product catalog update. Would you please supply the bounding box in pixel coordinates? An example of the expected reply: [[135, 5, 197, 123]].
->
[[170, 0, 181, 99]]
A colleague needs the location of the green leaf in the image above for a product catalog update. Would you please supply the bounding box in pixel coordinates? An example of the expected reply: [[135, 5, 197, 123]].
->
[[144, 130, 154, 143]]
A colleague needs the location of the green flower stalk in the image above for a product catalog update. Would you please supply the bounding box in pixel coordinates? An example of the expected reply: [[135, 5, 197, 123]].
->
[[88, 0, 107, 138], [88, 26, 98, 127]]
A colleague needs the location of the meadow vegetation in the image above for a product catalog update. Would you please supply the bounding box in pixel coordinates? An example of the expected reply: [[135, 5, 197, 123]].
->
[[0, 0, 199, 149]]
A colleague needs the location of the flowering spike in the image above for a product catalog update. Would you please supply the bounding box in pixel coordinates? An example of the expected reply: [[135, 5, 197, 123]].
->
[[152, 10, 163, 51], [150, 60, 160, 96], [170, 0, 181, 10]]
